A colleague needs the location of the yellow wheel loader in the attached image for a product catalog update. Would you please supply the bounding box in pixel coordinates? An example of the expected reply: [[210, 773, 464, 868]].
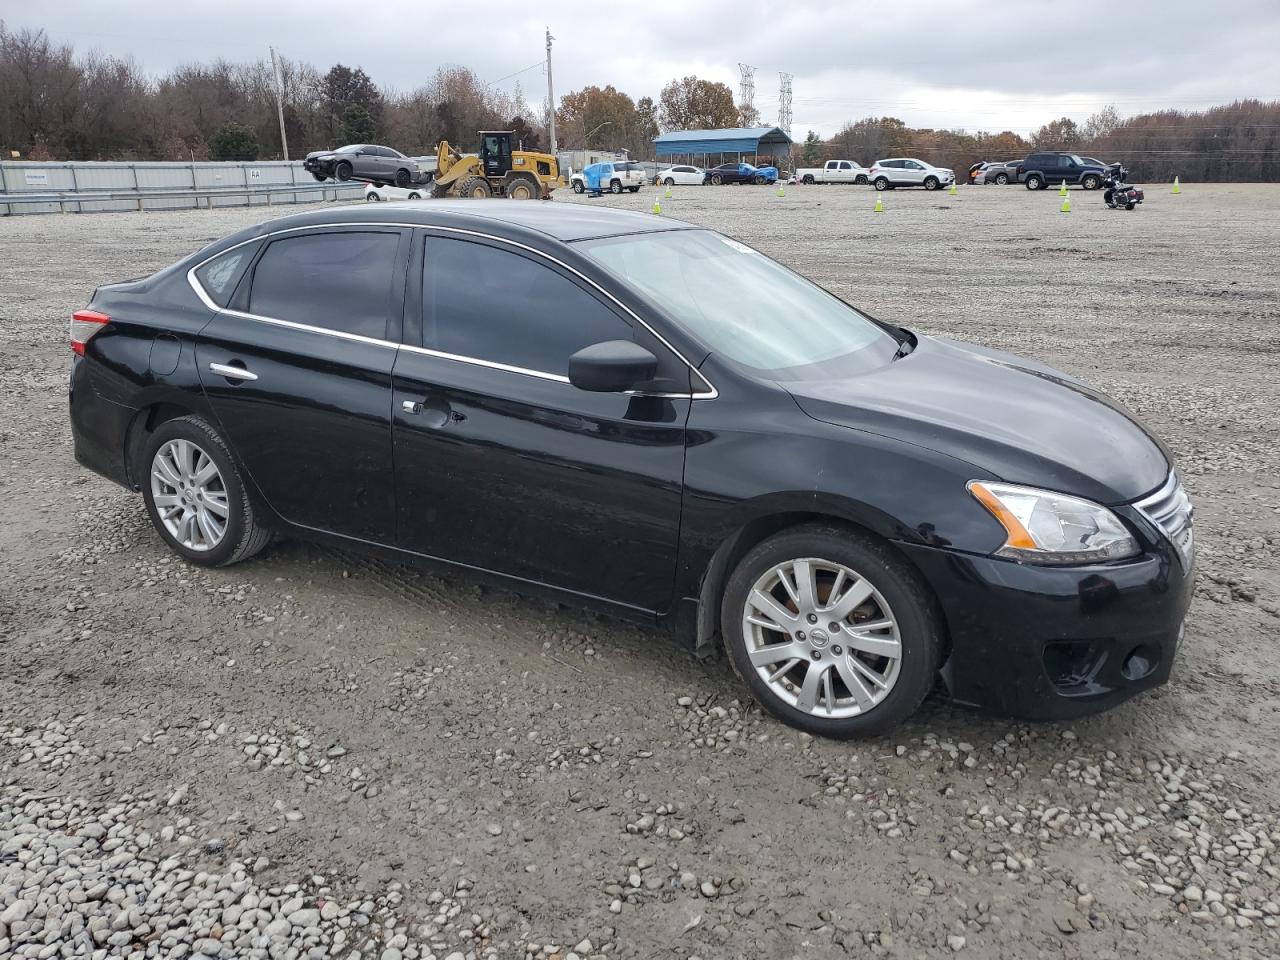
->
[[431, 131, 560, 200]]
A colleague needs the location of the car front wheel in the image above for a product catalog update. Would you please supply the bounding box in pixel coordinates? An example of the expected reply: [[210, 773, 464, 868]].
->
[[923, 176, 940, 190], [1082, 174, 1101, 190], [572, 180, 585, 194], [721, 525, 942, 738], [664, 177, 675, 186], [142, 416, 271, 568]]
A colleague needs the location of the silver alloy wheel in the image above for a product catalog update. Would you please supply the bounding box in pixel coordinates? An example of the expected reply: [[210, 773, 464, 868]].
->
[[150, 439, 229, 552], [742, 557, 902, 719]]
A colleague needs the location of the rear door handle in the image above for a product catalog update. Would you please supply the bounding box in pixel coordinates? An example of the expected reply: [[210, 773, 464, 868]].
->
[[209, 361, 258, 382]]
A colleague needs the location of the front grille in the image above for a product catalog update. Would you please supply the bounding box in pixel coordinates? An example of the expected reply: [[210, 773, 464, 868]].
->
[[1135, 472, 1194, 568]]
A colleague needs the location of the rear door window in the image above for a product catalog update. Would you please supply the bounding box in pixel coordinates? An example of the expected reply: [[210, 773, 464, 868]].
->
[[249, 231, 402, 339]]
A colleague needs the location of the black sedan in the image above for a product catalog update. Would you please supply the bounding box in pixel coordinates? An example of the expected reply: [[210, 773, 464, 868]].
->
[[705, 162, 763, 185], [68, 203, 1194, 738]]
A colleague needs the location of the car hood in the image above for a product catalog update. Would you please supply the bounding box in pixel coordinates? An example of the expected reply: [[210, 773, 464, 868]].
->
[[783, 336, 1169, 505]]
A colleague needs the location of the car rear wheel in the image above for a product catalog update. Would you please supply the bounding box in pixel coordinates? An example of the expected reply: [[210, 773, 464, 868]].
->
[[924, 176, 940, 190], [408, 192, 421, 200], [334, 161, 353, 182], [628, 186, 640, 193], [394, 168, 412, 188], [311, 171, 328, 183], [994, 173, 1009, 185], [873, 177, 890, 191], [802, 174, 815, 184], [1026, 174, 1044, 190], [142, 416, 270, 568], [365, 192, 381, 202], [722, 525, 942, 738], [1082, 174, 1101, 190]]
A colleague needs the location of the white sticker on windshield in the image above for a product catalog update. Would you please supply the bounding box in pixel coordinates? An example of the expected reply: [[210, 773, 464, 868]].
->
[[716, 235, 758, 256]]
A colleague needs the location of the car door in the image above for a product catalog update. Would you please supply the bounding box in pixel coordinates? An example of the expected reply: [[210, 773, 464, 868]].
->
[[902, 160, 926, 185], [835, 160, 854, 183], [195, 226, 409, 543], [391, 231, 692, 613]]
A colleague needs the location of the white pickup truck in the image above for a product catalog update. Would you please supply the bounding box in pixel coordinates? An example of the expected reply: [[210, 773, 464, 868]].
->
[[795, 159, 871, 185]]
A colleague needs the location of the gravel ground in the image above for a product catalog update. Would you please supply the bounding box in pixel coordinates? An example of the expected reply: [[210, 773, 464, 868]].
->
[[2, 182, 1279, 959]]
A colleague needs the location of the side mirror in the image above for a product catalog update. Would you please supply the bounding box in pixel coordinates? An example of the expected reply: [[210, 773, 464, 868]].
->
[[568, 340, 658, 393]]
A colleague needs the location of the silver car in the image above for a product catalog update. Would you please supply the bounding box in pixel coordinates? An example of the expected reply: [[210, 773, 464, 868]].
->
[[978, 161, 1019, 185], [303, 144, 421, 188]]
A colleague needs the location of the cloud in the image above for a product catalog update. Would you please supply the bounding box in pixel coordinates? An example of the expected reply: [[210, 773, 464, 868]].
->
[[9, 0, 1280, 136]]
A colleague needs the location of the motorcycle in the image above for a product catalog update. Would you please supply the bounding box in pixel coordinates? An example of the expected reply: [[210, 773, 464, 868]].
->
[[1103, 164, 1144, 210]]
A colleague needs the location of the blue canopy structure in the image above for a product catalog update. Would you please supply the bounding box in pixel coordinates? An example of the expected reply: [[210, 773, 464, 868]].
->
[[653, 127, 793, 161]]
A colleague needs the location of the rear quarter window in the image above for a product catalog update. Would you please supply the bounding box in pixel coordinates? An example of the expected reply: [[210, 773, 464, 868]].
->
[[194, 245, 257, 307]]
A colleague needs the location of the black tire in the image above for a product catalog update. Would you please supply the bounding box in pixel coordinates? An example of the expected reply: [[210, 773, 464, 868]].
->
[[994, 173, 1009, 185], [873, 177, 890, 191], [663, 177, 675, 187], [141, 416, 271, 568], [311, 171, 328, 183], [505, 175, 538, 200], [855, 175, 868, 185], [629, 186, 640, 193], [364, 192, 380, 202], [572, 180, 585, 194], [407, 192, 421, 200], [334, 161, 353, 182], [1082, 174, 1101, 190], [394, 168, 412, 188], [923, 176, 939, 191], [711, 174, 723, 185], [1126, 202, 1135, 210], [1025, 174, 1044, 190], [754, 175, 766, 185], [458, 176, 492, 198], [431, 182, 451, 198], [610, 179, 623, 194], [721, 524, 943, 738], [802, 174, 815, 185]]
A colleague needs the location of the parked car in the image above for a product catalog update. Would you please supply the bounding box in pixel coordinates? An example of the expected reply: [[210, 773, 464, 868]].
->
[[796, 159, 871, 185], [705, 162, 767, 185], [656, 164, 705, 186], [868, 158, 956, 191], [1016, 152, 1106, 190], [303, 144, 421, 187], [571, 160, 645, 194], [967, 162, 988, 185], [365, 183, 427, 201], [68, 203, 1194, 738], [979, 161, 1020, 185]]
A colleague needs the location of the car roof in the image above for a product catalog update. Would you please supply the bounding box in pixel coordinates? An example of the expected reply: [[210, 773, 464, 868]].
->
[[215, 200, 697, 246]]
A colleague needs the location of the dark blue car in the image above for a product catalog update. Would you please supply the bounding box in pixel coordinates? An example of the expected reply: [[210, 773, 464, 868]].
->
[[706, 162, 764, 185]]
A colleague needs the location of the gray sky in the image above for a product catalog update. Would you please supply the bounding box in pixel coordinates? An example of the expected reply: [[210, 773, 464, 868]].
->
[[8, 0, 1280, 136]]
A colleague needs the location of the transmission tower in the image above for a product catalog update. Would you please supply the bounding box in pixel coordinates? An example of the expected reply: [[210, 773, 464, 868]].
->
[[777, 72, 793, 136], [738, 63, 757, 124]]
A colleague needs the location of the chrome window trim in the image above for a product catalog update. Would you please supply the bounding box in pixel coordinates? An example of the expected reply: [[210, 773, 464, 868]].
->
[[186, 220, 717, 400]]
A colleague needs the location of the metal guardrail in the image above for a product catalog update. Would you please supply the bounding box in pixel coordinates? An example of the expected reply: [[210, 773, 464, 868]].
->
[[0, 181, 363, 215]]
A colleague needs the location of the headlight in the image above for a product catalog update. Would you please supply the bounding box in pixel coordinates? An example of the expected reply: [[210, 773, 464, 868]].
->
[[968, 481, 1139, 565]]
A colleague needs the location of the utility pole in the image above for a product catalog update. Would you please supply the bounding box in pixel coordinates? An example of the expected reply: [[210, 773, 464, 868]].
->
[[545, 28, 557, 155], [269, 46, 289, 161]]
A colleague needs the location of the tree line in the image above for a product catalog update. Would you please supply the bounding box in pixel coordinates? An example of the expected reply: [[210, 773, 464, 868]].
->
[[805, 100, 1280, 182], [2, 23, 1277, 182]]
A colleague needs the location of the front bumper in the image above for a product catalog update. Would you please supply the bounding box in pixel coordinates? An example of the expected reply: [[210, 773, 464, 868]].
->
[[898, 535, 1194, 721]]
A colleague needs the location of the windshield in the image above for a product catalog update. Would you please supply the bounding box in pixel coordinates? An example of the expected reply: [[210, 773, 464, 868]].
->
[[336, 144, 364, 153], [579, 230, 898, 378]]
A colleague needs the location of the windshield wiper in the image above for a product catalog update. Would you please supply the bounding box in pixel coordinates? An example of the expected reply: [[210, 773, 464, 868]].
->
[[892, 330, 917, 361]]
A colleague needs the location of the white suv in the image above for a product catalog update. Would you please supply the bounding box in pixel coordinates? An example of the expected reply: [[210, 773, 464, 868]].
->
[[868, 158, 956, 191], [570, 161, 646, 194]]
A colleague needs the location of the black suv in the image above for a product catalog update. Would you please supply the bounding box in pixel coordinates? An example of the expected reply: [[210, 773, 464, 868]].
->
[[1016, 152, 1106, 191]]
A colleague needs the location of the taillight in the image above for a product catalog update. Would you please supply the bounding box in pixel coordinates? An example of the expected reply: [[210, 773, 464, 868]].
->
[[71, 309, 109, 356]]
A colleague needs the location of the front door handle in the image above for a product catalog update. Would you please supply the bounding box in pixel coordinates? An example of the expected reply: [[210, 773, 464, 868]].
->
[[401, 399, 423, 415], [209, 361, 257, 382]]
